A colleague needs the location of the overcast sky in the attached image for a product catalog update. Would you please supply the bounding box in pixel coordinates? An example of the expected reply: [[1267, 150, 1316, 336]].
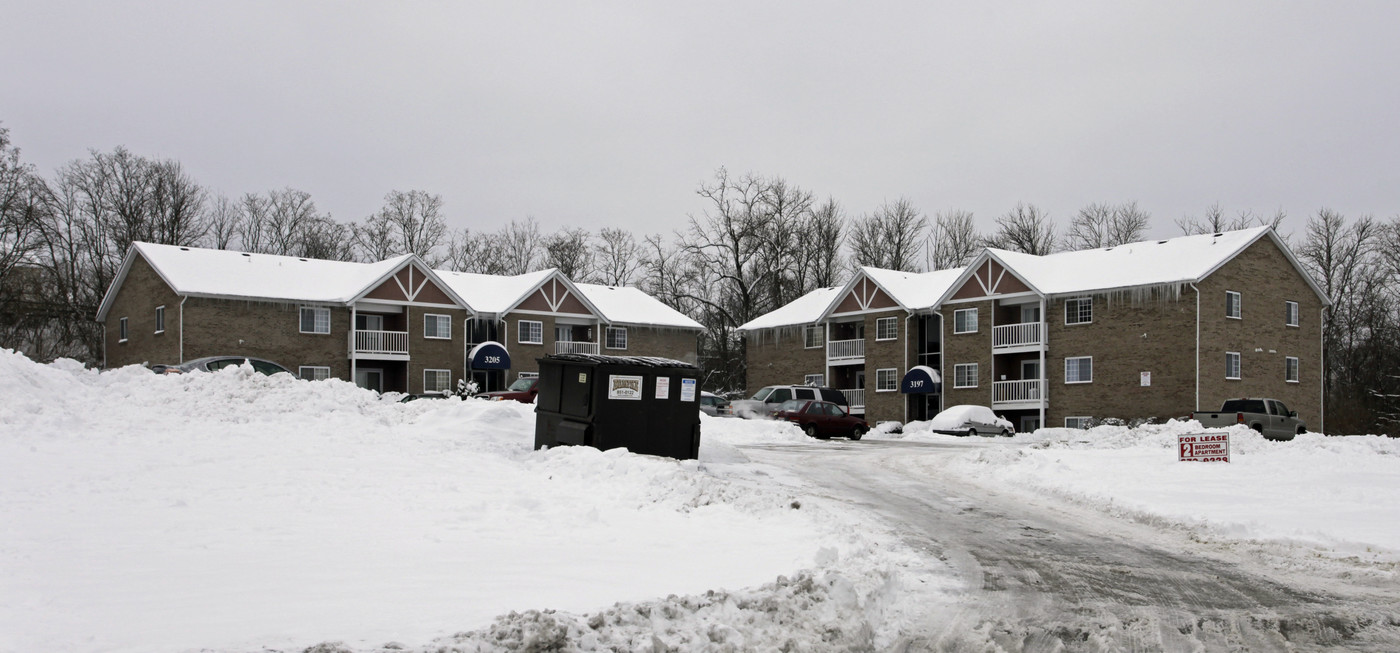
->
[[3, 1, 1398, 243]]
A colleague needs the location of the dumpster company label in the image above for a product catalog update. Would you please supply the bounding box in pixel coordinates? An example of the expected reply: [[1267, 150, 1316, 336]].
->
[[607, 375, 644, 400], [1178, 432, 1230, 462], [680, 378, 697, 402], [655, 376, 670, 400]]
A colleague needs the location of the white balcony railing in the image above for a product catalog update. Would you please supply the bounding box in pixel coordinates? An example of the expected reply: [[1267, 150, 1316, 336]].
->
[[992, 322, 1042, 349], [353, 329, 409, 355], [555, 341, 600, 355], [993, 379, 1044, 404], [827, 338, 865, 360], [841, 388, 865, 410]]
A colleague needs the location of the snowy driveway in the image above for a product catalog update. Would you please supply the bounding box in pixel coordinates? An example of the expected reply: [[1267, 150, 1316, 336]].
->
[[742, 439, 1400, 651]]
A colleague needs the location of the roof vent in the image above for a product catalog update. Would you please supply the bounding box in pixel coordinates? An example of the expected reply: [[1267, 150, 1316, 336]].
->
[[241, 253, 251, 257], [1213, 232, 1224, 237], [1158, 240, 1168, 244], [299, 258, 308, 262], [1105, 247, 1114, 251], [179, 247, 189, 251]]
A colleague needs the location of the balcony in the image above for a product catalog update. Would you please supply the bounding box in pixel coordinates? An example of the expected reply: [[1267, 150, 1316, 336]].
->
[[352, 329, 409, 359], [992, 322, 1042, 350], [555, 341, 600, 355], [840, 388, 865, 412], [992, 379, 1045, 408], [827, 338, 865, 363]]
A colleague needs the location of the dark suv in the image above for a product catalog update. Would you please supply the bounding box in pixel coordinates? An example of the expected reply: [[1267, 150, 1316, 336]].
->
[[731, 385, 849, 419]]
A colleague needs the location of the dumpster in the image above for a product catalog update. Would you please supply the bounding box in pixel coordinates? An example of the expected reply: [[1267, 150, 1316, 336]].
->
[[534, 353, 702, 460]]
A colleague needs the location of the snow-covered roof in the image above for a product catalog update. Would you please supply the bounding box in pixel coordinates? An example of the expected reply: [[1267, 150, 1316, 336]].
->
[[575, 283, 703, 330], [986, 227, 1279, 296], [858, 266, 966, 310], [737, 287, 843, 331], [433, 269, 556, 314], [96, 243, 422, 320]]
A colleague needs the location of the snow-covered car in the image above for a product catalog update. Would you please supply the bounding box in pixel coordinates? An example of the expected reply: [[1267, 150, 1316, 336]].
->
[[164, 356, 291, 376], [699, 391, 733, 417], [929, 405, 1014, 437]]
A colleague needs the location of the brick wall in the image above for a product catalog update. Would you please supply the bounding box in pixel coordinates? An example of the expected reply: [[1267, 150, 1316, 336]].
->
[[104, 255, 182, 368], [745, 328, 826, 395], [506, 315, 554, 381], [407, 307, 472, 393], [1044, 291, 1197, 425], [619, 326, 700, 365], [940, 301, 994, 410], [862, 309, 909, 424], [181, 298, 351, 378], [1196, 236, 1324, 428]]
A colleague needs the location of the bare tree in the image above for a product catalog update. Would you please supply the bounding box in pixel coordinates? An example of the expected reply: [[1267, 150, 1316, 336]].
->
[[494, 217, 543, 275], [205, 194, 243, 250], [361, 189, 447, 264], [146, 159, 208, 247], [592, 227, 644, 286], [986, 202, 1056, 254], [926, 209, 981, 270], [0, 125, 43, 283], [796, 197, 845, 288], [1065, 201, 1150, 250], [1176, 203, 1286, 235], [543, 227, 593, 278], [351, 211, 398, 262], [848, 197, 927, 272]]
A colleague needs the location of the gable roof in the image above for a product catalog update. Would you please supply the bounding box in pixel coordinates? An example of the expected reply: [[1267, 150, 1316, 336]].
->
[[574, 283, 703, 330], [736, 287, 843, 331], [855, 266, 967, 311], [433, 268, 556, 314], [96, 243, 470, 321]]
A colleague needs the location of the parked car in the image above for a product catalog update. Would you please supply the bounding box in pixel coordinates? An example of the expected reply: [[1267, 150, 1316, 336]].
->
[[399, 392, 455, 403], [161, 356, 291, 376], [928, 405, 1014, 437], [699, 391, 733, 417], [731, 385, 849, 419], [772, 399, 868, 440], [476, 376, 539, 403], [1191, 398, 1305, 440]]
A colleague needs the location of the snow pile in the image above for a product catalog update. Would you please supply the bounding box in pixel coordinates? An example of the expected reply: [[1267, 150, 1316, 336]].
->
[[0, 349, 932, 653], [944, 419, 1400, 558]]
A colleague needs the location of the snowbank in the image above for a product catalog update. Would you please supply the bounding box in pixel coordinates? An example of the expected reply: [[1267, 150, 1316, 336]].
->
[[0, 350, 920, 653], [943, 419, 1400, 559]]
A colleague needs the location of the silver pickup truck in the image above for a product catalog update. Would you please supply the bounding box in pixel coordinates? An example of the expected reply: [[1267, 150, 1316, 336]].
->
[[1192, 398, 1306, 440]]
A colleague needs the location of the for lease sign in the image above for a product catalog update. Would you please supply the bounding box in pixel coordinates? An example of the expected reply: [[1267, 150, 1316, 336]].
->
[[1178, 432, 1230, 462]]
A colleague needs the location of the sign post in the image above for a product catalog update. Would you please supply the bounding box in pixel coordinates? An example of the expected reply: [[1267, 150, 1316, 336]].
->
[[1178, 432, 1230, 462]]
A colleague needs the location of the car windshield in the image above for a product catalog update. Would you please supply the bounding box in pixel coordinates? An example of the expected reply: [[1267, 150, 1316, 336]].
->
[[751, 387, 775, 402], [508, 377, 535, 392]]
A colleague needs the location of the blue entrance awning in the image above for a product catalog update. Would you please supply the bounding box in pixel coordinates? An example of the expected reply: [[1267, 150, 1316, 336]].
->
[[901, 365, 941, 394], [468, 341, 511, 370]]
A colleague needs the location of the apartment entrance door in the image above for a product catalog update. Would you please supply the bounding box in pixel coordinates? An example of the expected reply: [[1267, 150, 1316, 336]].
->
[[355, 368, 383, 392]]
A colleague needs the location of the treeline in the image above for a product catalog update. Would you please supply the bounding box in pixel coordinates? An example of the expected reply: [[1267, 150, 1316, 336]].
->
[[2, 127, 1397, 433]]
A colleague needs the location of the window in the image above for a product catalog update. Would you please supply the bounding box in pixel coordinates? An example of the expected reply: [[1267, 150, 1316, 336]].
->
[[299, 366, 330, 381], [300, 307, 330, 334], [1065, 356, 1093, 384], [1065, 298, 1092, 325], [875, 368, 898, 392], [424, 314, 451, 339], [803, 325, 824, 349], [1285, 301, 1299, 327], [1226, 291, 1241, 319], [953, 308, 978, 334], [1285, 356, 1299, 383], [875, 317, 897, 341], [424, 369, 451, 393], [119, 317, 128, 342], [517, 320, 543, 345], [1226, 352, 1241, 380], [605, 326, 628, 350], [953, 363, 978, 388], [1065, 416, 1093, 429], [794, 388, 816, 400], [804, 374, 825, 387], [154, 306, 165, 333]]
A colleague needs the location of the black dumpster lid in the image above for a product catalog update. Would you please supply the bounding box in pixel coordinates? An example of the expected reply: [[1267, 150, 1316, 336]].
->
[[542, 353, 699, 370]]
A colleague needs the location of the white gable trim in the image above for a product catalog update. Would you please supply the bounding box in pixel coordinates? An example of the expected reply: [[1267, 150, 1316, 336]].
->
[[499, 269, 609, 324], [350, 257, 475, 313], [816, 268, 910, 322], [931, 250, 1046, 308]]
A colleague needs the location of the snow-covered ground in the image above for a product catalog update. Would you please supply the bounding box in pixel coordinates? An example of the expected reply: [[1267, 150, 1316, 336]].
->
[[4, 350, 1399, 652], [0, 351, 950, 652], [878, 419, 1400, 561]]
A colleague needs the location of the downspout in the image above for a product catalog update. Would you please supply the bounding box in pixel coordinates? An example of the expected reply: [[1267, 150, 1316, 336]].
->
[[904, 311, 912, 423], [101, 324, 107, 369], [1190, 283, 1200, 412], [350, 305, 357, 386], [1319, 307, 1326, 434], [178, 296, 188, 363], [1039, 296, 1046, 430]]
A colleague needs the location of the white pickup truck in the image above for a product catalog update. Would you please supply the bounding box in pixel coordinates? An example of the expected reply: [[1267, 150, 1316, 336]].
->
[[1192, 398, 1306, 440]]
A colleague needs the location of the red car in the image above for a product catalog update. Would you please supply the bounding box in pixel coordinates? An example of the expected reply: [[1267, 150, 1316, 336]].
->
[[773, 399, 868, 440], [476, 377, 539, 403]]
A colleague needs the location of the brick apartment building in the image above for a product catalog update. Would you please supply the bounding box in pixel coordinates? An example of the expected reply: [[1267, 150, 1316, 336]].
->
[[96, 242, 702, 394], [739, 227, 1328, 431]]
